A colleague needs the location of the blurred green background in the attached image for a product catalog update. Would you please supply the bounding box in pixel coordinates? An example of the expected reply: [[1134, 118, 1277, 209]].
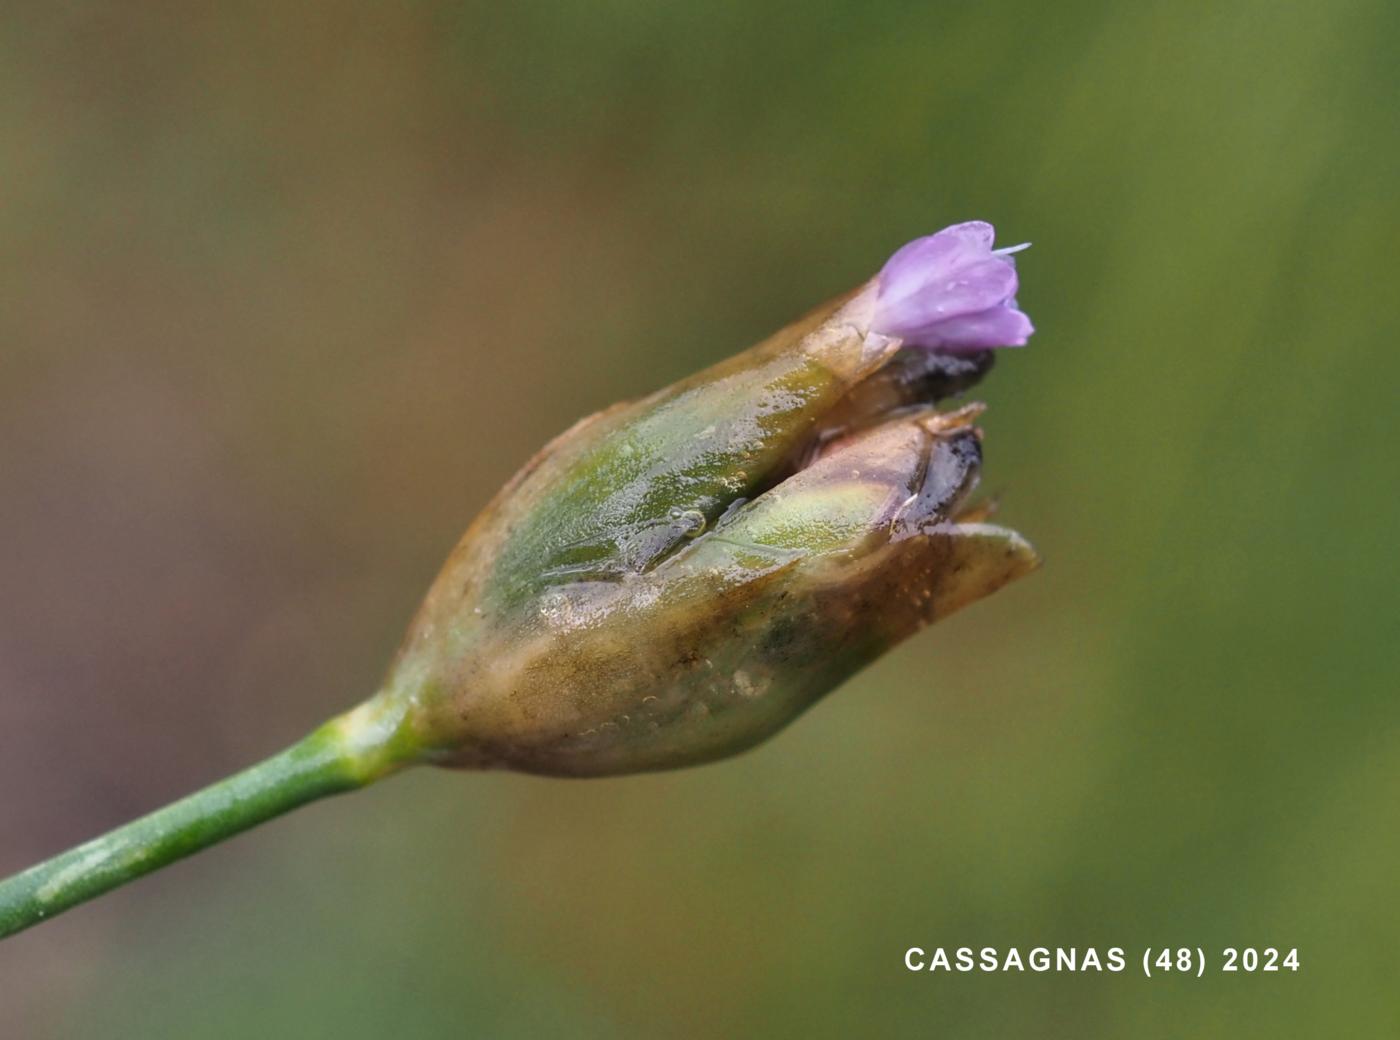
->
[[2, 1, 1397, 1036]]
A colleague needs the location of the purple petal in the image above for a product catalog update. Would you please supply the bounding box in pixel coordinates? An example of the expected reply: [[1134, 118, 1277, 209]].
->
[[876, 257, 1018, 335], [915, 306, 1035, 351], [923, 220, 996, 259], [884, 256, 1019, 324], [877, 221, 995, 302], [870, 221, 1034, 351]]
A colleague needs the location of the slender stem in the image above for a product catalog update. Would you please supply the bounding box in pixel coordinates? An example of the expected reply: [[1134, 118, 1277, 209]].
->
[[0, 714, 402, 940]]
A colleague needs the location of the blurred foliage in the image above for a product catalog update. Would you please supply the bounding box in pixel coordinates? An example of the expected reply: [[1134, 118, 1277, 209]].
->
[[1, 1, 1398, 1037]]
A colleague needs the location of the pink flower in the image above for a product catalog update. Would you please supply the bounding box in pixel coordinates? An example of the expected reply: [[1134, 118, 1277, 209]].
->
[[872, 221, 1034, 351]]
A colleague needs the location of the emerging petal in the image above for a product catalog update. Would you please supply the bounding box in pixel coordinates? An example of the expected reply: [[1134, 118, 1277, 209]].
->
[[912, 306, 1034, 351], [879, 220, 996, 302], [872, 221, 1034, 352], [879, 257, 1018, 332]]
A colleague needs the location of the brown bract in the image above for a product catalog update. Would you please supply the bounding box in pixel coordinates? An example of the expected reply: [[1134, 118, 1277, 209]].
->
[[366, 282, 1039, 776]]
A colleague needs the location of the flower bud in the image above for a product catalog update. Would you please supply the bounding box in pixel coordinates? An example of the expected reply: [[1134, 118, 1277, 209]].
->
[[872, 221, 1034, 350], [353, 226, 1039, 776]]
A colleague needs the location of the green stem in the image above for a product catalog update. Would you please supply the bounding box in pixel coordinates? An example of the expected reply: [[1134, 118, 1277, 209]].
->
[[0, 714, 405, 940]]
